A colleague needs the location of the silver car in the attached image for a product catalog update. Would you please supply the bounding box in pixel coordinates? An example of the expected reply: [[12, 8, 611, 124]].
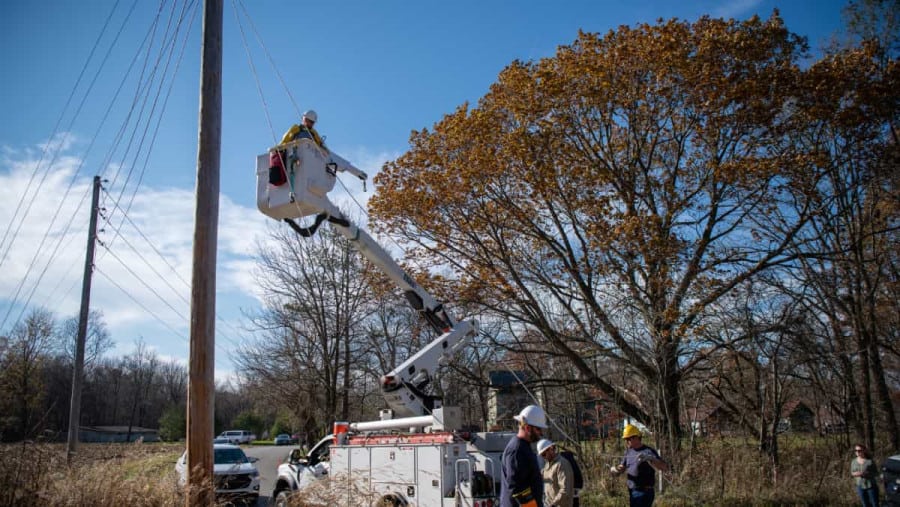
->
[[176, 443, 260, 504]]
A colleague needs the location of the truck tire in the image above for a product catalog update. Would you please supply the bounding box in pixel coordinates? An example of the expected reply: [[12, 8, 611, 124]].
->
[[375, 494, 406, 506], [274, 490, 291, 507]]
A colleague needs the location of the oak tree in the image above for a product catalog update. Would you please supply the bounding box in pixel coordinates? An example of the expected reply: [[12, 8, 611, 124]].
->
[[371, 14, 826, 447]]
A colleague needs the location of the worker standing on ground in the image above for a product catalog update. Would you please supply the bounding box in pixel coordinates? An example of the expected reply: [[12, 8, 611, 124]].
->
[[610, 424, 668, 507], [281, 109, 325, 149], [537, 439, 574, 507], [501, 405, 547, 507]]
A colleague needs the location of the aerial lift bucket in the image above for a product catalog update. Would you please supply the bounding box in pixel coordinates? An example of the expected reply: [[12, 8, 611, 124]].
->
[[256, 138, 336, 221]]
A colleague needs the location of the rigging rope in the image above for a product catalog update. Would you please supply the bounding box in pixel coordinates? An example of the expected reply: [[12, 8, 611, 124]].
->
[[236, 0, 302, 119], [232, 0, 278, 145]]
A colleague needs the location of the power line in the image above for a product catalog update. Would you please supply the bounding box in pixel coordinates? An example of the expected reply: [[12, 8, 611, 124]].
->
[[94, 265, 188, 342], [113, 0, 200, 228], [0, 0, 130, 270], [98, 241, 191, 324], [105, 0, 199, 242], [235, 0, 302, 118], [8, 0, 194, 332], [100, 187, 247, 344], [232, 0, 278, 145], [0, 0, 162, 332]]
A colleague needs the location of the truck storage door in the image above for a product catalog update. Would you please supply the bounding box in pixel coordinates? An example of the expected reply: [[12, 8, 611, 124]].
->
[[371, 446, 416, 501], [415, 445, 445, 505]]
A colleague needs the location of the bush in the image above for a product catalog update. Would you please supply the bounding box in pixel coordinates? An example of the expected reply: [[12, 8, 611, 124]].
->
[[158, 406, 185, 442], [270, 412, 295, 439], [231, 410, 265, 438]]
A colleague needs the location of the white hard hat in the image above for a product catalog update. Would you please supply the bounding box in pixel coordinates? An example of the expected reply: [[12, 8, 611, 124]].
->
[[513, 405, 548, 429], [303, 109, 318, 123], [536, 438, 555, 455]]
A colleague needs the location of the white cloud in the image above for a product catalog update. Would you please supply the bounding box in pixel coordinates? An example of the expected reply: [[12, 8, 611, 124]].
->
[[0, 139, 401, 376], [0, 139, 267, 369], [328, 145, 400, 224]]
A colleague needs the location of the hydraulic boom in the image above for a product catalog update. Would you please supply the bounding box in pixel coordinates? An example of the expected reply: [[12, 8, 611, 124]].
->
[[256, 139, 478, 417]]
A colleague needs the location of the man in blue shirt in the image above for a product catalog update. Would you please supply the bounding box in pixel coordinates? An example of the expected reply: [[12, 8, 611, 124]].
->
[[610, 424, 669, 507], [501, 405, 548, 507]]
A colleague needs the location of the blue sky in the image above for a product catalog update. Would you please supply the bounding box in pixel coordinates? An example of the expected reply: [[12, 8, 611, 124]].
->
[[0, 0, 848, 379]]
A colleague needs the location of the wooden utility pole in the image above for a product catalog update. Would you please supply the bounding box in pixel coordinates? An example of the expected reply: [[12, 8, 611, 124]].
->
[[66, 174, 101, 464], [186, 0, 221, 505]]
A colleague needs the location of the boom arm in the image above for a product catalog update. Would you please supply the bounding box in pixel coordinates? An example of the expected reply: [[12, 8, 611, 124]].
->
[[256, 139, 478, 417]]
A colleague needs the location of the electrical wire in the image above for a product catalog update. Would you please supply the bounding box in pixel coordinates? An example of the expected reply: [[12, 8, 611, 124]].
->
[[94, 265, 188, 342], [231, 0, 278, 145], [24, 6, 179, 326], [0, 0, 129, 271], [104, 0, 176, 212], [98, 241, 191, 324], [235, 0, 302, 119], [105, 0, 199, 245], [100, 188, 247, 344], [114, 0, 199, 226], [1, 0, 175, 333]]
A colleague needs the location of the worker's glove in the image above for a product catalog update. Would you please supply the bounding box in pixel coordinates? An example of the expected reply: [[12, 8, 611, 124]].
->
[[610, 465, 620, 475], [637, 451, 653, 464]]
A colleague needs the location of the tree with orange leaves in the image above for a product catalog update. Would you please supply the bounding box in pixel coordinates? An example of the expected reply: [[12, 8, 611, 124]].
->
[[369, 13, 894, 450]]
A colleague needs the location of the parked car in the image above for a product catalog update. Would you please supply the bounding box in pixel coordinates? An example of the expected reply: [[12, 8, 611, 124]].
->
[[273, 434, 292, 446], [218, 430, 256, 444], [176, 443, 260, 504], [213, 437, 232, 444], [884, 454, 900, 506]]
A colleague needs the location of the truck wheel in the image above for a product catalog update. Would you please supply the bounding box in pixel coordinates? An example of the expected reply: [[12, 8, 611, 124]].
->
[[375, 494, 406, 506], [274, 490, 291, 507]]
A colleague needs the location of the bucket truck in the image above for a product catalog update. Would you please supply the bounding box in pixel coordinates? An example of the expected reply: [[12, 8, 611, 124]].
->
[[256, 139, 509, 506]]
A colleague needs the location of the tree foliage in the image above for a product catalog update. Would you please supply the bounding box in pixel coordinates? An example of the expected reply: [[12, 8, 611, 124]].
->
[[370, 14, 897, 449]]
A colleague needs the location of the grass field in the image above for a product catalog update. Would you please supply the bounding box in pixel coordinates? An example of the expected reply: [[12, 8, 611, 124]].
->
[[0, 434, 872, 506], [0, 441, 183, 507]]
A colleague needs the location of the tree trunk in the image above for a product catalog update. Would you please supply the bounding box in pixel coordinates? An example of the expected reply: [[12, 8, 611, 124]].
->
[[869, 340, 899, 451], [656, 341, 682, 451], [857, 331, 875, 450]]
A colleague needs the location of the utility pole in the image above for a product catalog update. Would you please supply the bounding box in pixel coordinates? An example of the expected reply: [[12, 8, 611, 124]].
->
[[67, 175, 101, 463], [186, 0, 221, 505]]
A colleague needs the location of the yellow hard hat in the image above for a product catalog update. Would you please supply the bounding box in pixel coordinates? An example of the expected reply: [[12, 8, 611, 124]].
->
[[622, 424, 642, 439]]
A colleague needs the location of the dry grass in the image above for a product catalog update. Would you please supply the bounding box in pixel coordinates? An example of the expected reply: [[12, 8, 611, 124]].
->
[[0, 441, 186, 507], [0, 435, 869, 506], [578, 435, 863, 506]]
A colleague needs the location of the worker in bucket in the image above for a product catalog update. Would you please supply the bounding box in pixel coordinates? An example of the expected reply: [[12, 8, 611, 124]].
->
[[281, 109, 325, 149], [501, 405, 547, 507], [610, 424, 668, 507], [537, 438, 574, 507]]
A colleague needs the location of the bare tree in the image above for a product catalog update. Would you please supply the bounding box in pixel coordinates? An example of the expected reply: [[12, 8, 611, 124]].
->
[[55, 309, 114, 370], [122, 339, 159, 438], [238, 222, 374, 435], [158, 359, 188, 407], [0, 308, 56, 440]]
